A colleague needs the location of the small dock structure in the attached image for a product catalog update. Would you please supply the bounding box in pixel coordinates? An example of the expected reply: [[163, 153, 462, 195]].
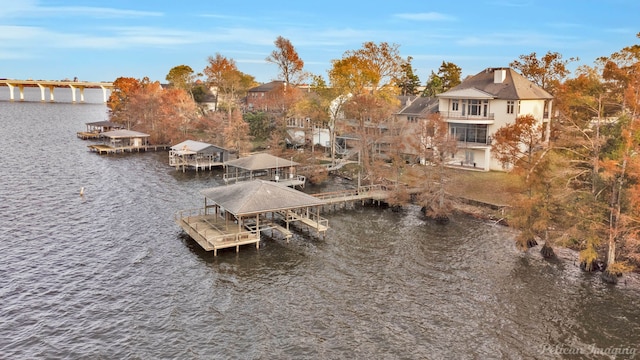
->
[[175, 180, 328, 255], [169, 140, 232, 172], [77, 121, 124, 139], [87, 129, 168, 154], [223, 152, 306, 188]]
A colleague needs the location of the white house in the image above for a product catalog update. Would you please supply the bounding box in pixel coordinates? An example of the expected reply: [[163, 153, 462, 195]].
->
[[437, 67, 553, 171]]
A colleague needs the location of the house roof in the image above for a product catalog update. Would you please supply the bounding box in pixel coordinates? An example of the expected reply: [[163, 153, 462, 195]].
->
[[171, 140, 213, 153], [170, 140, 228, 155], [201, 180, 325, 216], [437, 88, 495, 99], [224, 153, 299, 171], [438, 67, 553, 100], [398, 96, 439, 115], [247, 80, 285, 93], [100, 129, 150, 138]]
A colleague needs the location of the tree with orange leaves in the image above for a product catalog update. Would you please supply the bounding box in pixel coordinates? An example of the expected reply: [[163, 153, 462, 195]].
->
[[266, 36, 306, 86], [203, 53, 256, 116], [223, 110, 252, 155], [492, 115, 558, 255], [107, 77, 141, 128]]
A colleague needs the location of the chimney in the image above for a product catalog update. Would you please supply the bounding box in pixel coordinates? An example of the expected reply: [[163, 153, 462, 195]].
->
[[494, 68, 506, 84]]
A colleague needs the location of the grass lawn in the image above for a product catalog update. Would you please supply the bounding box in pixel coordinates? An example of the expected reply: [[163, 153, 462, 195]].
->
[[445, 168, 520, 206]]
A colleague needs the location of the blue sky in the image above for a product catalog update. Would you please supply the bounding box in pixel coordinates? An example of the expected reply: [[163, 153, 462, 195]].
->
[[1, 0, 638, 84]]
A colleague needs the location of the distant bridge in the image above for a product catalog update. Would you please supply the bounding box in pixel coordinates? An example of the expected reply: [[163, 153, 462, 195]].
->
[[0, 79, 114, 103]]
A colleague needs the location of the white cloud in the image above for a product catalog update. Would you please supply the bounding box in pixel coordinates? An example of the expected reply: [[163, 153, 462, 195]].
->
[[0, 1, 162, 19]]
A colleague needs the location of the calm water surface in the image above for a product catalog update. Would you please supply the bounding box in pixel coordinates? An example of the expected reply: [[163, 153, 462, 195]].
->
[[1, 90, 639, 359]]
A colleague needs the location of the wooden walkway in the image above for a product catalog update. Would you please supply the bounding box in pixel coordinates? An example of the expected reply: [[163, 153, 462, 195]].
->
[[88, 144, 169, 154], [312, 185, 390, 205], [223, 173, 306, 188]]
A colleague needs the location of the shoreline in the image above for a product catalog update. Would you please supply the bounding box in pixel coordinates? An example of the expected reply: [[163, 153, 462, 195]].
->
[[452, 199, 640, 289]]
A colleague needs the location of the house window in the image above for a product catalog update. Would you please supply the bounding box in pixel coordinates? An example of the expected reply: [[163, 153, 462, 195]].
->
[[452, 100, 459, 111], [467, 99, 489, 116], [449, 123, 488, 144], [507, 100, 515, 114], [518, 100, 521, 114]]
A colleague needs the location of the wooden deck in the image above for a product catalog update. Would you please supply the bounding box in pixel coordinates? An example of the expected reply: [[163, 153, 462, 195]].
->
[[279, 210, 328, 234], [223, 173, 306, 188], [312, 185, 389, 205], [171, 159, 224, 172], [175, 209, 261, 256], [88, 144, 169, 154], [243, 218, 293, 240], [77, 131, 100, 140]]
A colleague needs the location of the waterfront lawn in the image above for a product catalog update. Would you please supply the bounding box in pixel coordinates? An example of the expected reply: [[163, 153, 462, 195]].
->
[[446, 169, 518, 207]]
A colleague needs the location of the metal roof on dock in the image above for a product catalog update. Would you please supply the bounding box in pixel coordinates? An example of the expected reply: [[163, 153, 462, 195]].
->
[[201, 180, 324, 216], [224, 153, 299, 171]]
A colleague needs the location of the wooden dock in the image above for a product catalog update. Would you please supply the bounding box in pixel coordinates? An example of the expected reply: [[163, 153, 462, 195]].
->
[[88, 144, 169, 154], [77, 131, 100, 140], [175, 208, 261, 256], [312, 185, 390, 205]]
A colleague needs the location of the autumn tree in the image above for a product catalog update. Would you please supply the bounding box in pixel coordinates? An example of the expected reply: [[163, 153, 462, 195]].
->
[[328, 41, 403, 181], [510, 51, 576, 94], [107, 77, 141, 128], [266, 36, 306, 86], [405, 113, 458, 223], [492, 115, 557, 255], [203, 53, 256, 116], [108, 76, 200, 145], [224, 110, 252, 155], [261, 82, 304, 151]]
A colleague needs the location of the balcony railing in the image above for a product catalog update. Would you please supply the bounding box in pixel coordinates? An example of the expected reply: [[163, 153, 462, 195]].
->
[[456, 136, 492, 146], [442, 111, 495, 121]]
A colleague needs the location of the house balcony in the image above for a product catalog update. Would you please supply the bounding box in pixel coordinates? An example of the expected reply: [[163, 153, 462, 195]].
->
[[456, 136, 492, 148], [441, 111, 495, 124]]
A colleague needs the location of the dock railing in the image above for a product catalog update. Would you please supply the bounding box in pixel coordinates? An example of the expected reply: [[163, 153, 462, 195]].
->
[[174, 208, 257, 244], [312, 184, 387, 202]]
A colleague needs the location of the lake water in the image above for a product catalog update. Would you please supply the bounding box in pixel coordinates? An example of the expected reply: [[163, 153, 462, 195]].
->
[[1, 88, 639, 359]]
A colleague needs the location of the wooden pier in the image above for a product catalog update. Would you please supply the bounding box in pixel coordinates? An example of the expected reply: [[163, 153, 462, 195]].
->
[[313, 185, 390, 205], [88, 144, 169, 154], [175, 208, 261, 256], [176, 180, 328, 255]]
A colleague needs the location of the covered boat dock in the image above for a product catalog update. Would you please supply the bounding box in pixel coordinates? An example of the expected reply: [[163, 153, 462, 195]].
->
[[87, 129, 168, 154], [223, 152, 306, 188], [175, 180, 328, 255], [169, 140, 232, 172], [77, 120, 125, 139]]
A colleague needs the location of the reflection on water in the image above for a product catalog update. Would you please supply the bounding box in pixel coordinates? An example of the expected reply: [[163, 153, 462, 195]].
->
[[0, 94, 638, 359]]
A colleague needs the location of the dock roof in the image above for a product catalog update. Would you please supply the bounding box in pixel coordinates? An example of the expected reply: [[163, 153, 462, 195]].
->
[[85, 120, 124, 128], [201, 180, 325, 216], [224, 153, 299, 171], [100, 129, 150, 138]]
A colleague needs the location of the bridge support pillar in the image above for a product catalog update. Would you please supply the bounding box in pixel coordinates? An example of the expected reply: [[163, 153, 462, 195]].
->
[[37, 84, 55, 102], [69, 84, 77, 103], [7, 83, 14, 101], [37, 84, 45, 102], [100, 85, 108, 103]]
